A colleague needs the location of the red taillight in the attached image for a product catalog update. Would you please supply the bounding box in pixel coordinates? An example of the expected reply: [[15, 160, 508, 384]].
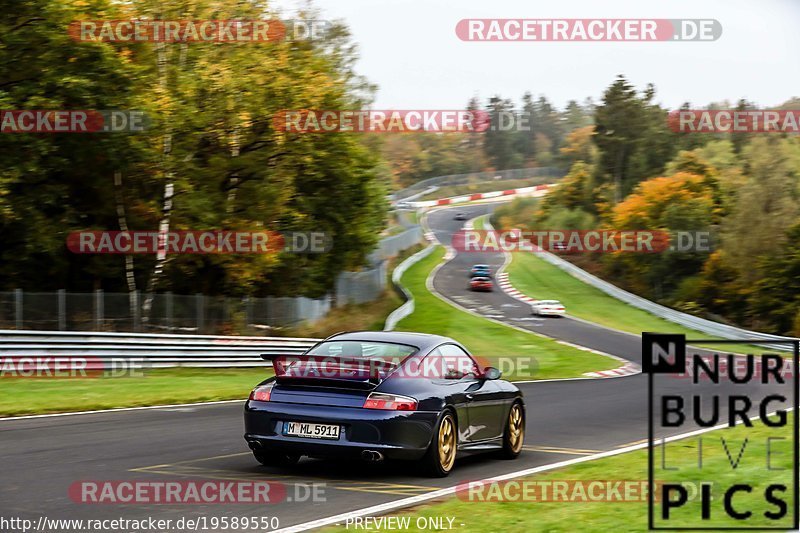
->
[[249, 383, 274, 402], [363, 392, 417, 411]]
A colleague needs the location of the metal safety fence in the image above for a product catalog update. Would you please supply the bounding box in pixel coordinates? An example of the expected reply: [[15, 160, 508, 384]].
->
[[535, 250, 797, 351], [0, 232, 424, 334], [0, 330, 319, 367]]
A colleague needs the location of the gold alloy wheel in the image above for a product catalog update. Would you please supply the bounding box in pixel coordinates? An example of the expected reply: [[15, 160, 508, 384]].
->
[[437, 414, 457, 471], [508, 404, 524, 453]]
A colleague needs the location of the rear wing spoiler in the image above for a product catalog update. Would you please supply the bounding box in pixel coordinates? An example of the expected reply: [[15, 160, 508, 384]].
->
[[259, 353, 399, 387]]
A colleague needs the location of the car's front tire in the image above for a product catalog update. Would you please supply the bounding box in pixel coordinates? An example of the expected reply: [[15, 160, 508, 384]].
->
[[420, 411, 458, 477], [499, 402, 524, 459], [253, 450, 301, 468]]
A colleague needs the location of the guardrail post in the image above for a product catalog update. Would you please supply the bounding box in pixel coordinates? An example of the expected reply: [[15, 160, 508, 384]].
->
[[94, 289, 104, 331], [132, 290, 141, 332], [14, 288, 22, 330], [196, 293, 204, 333], [166, 291, 173, 332], [58, 289, 66, 331]]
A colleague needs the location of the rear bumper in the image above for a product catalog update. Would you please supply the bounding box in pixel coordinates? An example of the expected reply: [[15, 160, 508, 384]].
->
[[532, 308, 565, 316], [244, 400, 439, 460]]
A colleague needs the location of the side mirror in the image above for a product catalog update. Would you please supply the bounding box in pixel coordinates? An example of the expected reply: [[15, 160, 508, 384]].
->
[[483, 367, 501, 380]]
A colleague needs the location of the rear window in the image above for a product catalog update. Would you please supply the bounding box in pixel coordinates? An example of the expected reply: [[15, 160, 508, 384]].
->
[[306, 340, 417, 362], [272, 340, 420, 381]]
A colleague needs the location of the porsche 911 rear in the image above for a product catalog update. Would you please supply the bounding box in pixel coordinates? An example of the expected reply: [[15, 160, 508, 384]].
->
[[243, 332, 525, 477], [243, 381, 439, 461]]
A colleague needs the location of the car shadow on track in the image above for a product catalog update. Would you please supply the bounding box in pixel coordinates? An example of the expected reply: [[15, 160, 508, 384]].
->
[[245, 453, 511, 480]]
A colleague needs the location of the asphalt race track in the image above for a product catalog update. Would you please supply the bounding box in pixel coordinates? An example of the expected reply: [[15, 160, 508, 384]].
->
[[0, 203, 794, 531]]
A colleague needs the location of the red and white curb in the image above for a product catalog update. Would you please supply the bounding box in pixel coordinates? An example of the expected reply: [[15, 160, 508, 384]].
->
[[402, 183, 552, 208], [582, 362, 641, 379], [496, 273, 641, 380], [497, 272, 539, 304]]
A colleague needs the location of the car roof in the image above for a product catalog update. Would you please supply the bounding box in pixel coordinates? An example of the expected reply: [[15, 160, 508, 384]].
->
[[472, 276, 491, 281], [323, 331, 456, 351], [472, 264, 490, 268]]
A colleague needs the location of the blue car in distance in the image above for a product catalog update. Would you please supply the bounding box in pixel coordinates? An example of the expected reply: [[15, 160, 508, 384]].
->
[[470, 264, 491, 277], [244, 331, 525, 477]]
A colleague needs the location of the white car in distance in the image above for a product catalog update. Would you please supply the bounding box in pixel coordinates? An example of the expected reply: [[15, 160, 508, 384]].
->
[[531, 300, 566, 317]]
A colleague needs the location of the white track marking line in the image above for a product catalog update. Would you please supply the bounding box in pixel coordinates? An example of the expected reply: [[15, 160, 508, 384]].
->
[[0, 399, 243, 422]]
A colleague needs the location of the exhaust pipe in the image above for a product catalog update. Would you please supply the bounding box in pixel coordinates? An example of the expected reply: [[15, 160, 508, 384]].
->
[[361, 450, 384, 462], [248, 440, 263, 450]]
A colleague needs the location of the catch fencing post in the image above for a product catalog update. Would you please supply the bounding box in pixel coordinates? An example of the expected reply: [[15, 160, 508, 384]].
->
[[14, 289, 22, 329], [166, 291, 173, 332], [94, 289, 104, 331], [196, 293, 204, 333], [132, 291, 141, 332], [58, 289, 66, 331], [244, 296, 253, 333]]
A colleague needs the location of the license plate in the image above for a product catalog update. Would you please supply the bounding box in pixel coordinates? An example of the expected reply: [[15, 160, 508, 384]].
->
[[282, 421, 340, 440]]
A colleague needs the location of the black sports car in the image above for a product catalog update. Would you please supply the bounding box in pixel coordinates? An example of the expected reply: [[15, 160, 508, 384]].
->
[[244, 331, 525, 477]]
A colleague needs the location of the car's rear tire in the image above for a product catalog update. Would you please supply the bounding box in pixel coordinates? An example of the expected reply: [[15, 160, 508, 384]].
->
[[253, 450, 300, 467], [420, 411, 458, 477], [499, 402, 524, 459]]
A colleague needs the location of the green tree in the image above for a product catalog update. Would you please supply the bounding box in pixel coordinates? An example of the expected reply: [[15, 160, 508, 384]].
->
[[719, 137, 800, 284], [594, 76, 676, 202], [484, 95, 520, 170]]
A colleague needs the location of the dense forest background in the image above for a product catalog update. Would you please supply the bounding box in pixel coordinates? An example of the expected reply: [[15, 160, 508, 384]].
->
[[3, 1, 799, 335]]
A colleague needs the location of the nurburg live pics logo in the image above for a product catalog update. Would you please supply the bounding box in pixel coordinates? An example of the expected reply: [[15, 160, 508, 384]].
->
[[643, 333, 799, 530]]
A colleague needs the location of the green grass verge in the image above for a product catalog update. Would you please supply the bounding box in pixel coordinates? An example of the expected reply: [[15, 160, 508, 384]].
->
[[395, 246, 620, 380], [506, 252, 765, 354], [0, 367, 273, 417], [326, 413, 795, 532]]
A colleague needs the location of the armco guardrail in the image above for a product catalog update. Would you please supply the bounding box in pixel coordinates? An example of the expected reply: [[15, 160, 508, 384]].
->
[[0, 330, 319, 367], [532, 250, 797, 351], [392, 167, 564, 201], [384, 244, 436, 331]]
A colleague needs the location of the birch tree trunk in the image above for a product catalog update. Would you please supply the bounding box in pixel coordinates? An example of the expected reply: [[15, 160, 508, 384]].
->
[[114, 170, 138, 318], [226, 122, 241, 214], [142, 38, 175, 324]]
